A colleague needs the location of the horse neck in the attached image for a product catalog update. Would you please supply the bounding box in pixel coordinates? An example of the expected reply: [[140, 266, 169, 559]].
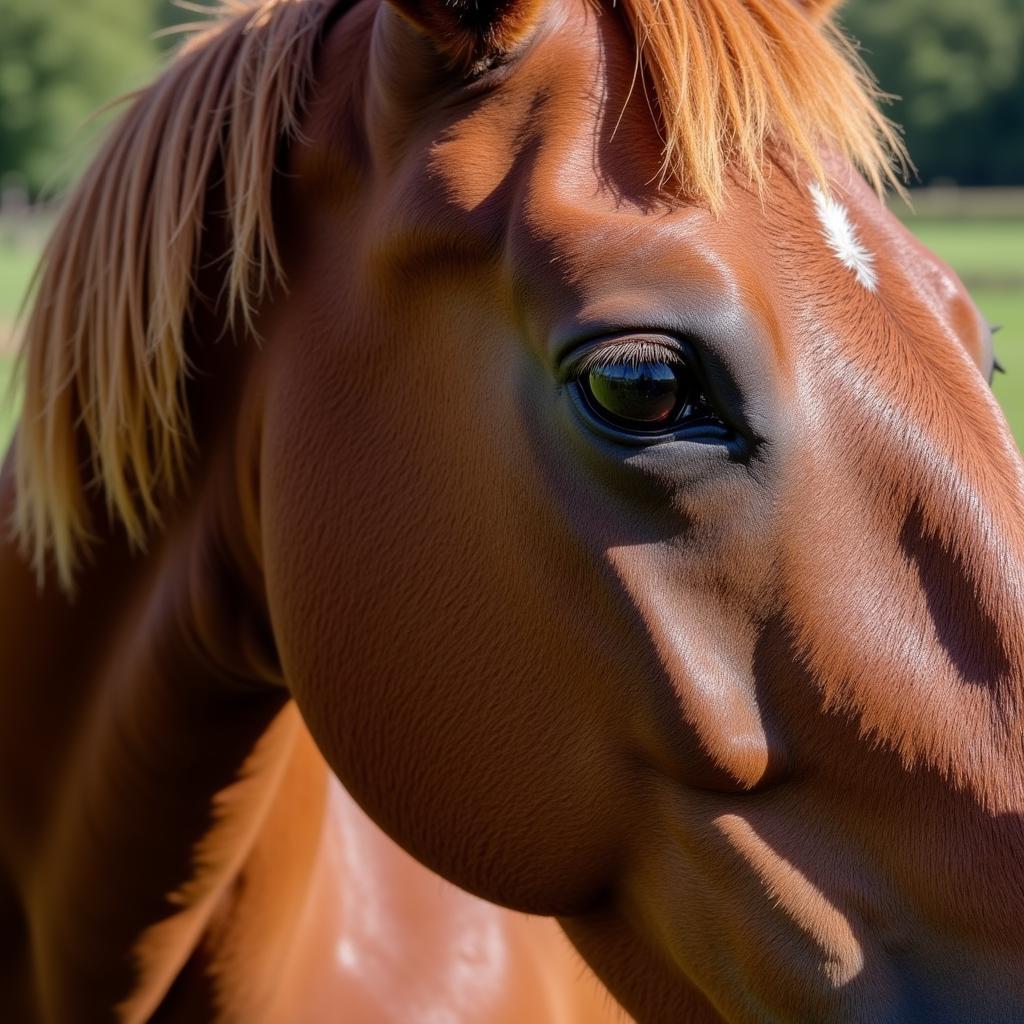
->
[[0, 324, 327, 1021]]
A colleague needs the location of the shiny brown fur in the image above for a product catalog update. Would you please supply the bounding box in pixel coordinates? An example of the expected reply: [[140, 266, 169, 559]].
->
[[3, 0, 1021, 1021]]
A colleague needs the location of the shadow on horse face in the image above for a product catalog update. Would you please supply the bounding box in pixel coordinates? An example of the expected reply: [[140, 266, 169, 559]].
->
[[253, 0, 1024, 1017]]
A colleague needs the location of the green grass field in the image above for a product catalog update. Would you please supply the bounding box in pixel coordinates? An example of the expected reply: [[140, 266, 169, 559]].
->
[[908, 221, 1023, 287], [0, 220, 46, 328], [0, 246, 36, 328], [0, 207, 1021, 447], [900, 216, 1023, 441], [0, 359, 17, 448], [0, 224, 32, 445]]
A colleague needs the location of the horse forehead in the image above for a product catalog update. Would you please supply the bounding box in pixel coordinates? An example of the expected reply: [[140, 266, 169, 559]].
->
[[416, 16, 977, 365], [808, 170, 986, 357], [424, 0, 653, 211]]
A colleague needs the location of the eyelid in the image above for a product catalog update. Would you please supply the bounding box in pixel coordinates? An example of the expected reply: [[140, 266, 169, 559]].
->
[[563, 334, 688, 379]]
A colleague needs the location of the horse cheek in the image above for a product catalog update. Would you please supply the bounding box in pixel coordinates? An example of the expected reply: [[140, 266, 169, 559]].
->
[[258, 315, 635, 916]]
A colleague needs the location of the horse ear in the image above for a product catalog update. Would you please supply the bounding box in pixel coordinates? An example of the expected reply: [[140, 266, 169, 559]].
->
[[385, 0, 548, 70], [796, 0, 843, 20]]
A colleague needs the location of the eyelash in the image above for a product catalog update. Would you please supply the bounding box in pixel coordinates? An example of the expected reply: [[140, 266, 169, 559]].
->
[[571, 339, 687, 376]]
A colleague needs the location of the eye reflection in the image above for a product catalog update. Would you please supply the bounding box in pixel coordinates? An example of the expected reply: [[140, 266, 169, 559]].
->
[[583, 361, 692, 432]]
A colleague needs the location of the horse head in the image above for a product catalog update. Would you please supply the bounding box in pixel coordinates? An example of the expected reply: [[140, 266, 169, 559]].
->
[[14, 0, 1023, 1019]]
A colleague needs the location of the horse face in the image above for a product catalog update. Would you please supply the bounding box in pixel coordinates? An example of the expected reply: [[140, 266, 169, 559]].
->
[[263, 0, 1024, 1016]]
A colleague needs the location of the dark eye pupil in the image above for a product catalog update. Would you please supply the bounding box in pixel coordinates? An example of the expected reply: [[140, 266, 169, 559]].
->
[[585, 361, 688, 431]]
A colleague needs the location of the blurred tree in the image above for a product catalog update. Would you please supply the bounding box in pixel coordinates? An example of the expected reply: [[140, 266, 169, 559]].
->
[[843, 0, 1024, 186], [0, 0, 157, 197]]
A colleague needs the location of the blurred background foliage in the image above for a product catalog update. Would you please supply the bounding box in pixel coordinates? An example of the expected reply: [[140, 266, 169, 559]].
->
[[0, 0, 157, 197], [842, 0, 1024, 187]]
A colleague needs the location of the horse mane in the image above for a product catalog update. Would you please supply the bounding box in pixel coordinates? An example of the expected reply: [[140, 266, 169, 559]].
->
[[13, 0, 902, 591], [14, 0, 333, 589]]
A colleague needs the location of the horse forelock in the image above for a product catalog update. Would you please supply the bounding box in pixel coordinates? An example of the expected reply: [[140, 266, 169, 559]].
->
[[614, 0, 905, 206], [13, 0, 905, 591]]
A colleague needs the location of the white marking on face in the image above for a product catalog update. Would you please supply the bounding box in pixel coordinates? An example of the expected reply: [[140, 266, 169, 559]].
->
[[810, 183, 878, 293]]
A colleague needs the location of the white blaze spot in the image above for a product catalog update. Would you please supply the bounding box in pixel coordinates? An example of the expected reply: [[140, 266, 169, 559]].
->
[[810, 183, 878, 292], [335, 938, 359, 970]]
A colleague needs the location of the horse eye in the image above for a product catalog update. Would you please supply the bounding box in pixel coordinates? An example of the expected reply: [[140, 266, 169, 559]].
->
[[581, 360, 694, 433]]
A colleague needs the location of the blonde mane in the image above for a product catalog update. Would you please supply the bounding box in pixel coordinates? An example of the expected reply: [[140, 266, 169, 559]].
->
[[622, 0, 903, 204], [14, 0, 332, 589], [13, 0, 902, 590]]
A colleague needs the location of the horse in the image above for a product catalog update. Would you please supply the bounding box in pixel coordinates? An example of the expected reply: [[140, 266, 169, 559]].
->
[[2, 0, 1021, 1018]]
